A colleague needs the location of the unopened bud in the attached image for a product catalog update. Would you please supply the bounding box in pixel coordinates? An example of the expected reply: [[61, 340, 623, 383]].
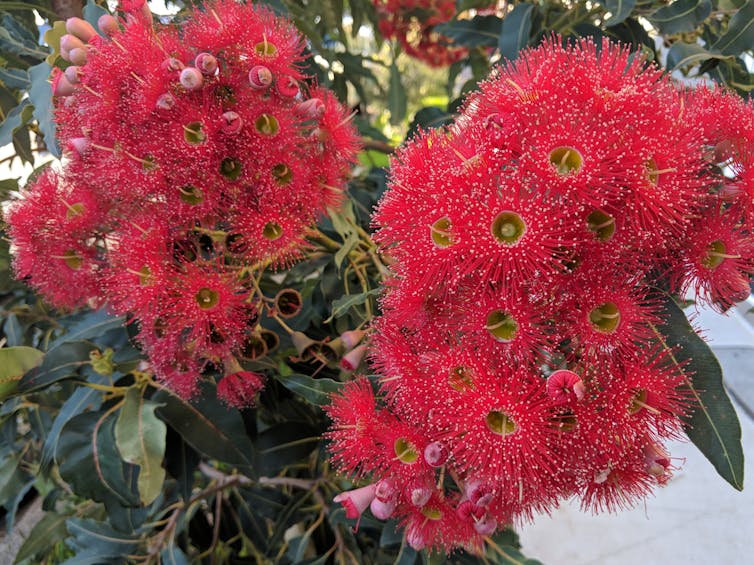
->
[[295, 98, 325, 120], [195, 52, 218, 75], [156, 93, 176, 111], [60, 34, 86, 61], [52, 71, 76, 96], [374, 478, 398, 503], [162, 57, 184, 73], [64, 66, 81, 84], [340, 343, 367, 372], [248, 65, 272, 89], [97, 14, 120, 37], [221, 111, 243, 135], [546, 369, 584, 403], [423, 441, 448, 467], [409, 487, 431, 507], [66, 17, 97, 42], [276, 74, 299, 97], [340, 329, 365, 350], [179, 67, 204, 91], [68, 47, 88, 66], [369, 497, 396, 520]]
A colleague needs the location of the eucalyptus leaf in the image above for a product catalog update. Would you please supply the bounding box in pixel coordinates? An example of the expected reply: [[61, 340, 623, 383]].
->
[[435, 15, 502, 47], [0, 99, 30, 146], [666, 41, 733, 70], [326, 288, 380, 322], [28, 62, 59, 157], [115, 387, 167, 506], [712, 0, 754, 55], [499, 3, 534, 60], [388, 59, 406, 125], [598, 0, 637, 26], [18, 340, 95, 393], [13, 512, 69, 565], [0, 346, 44, 400], [63, 518, 140, 562], [648, 0, 712, 35], [652, 294, 744, 490], [276, 373, 342, 406], [48, 308, 127, 351]]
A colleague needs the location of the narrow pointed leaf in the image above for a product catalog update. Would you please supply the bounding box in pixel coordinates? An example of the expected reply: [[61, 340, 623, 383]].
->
[[499, 3, 534, 60], [653, 294, 744, 490], [28, 62, 59, 157], [13, 512, 68, 564], [0, 346, 44, 400], [600, 0, 637, 26], [712, 0, 754, 55], [276, 373, 342, 406], [388, 60, 406, 125], [648, 0, 712, 34], [18, 341, 94, 393]]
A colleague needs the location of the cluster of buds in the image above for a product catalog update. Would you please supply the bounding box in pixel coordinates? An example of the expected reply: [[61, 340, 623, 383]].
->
[[4, 0, 358, 399], [372, 0, 493, 67], [327, 39, 754, 552]]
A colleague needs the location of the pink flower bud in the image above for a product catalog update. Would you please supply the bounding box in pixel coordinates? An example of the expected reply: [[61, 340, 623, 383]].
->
[[406, 527, 426, 551], [195, 52, 218, 75], [221, 111, 243, 135], [60, 34, 86, 61], [339, 329, 365, 350], [52, 70, 75, 96], [333, 484, 376, 521], [295, 98, 325, 120], [276, 74, 299, 97], [97, 14, 120, 37], [546, 369, 584, 403], [340, 343, 367, 372], [68, 47, 88, 66], [162, 57, 185, 73], [65, 17, 97, 42], [179, 67, 204, 91], [473, 513, 497, 536], [369, 497, 396, 520], [64, 66, 81, 84], [156, 93, 176, 111], [423, 441, 448, 467], [409, 487, 431, 507], [374, 477, 398, 503], [248, 65, 272, 89]]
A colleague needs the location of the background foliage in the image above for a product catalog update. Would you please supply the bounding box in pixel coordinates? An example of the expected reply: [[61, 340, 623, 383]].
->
[[0, 0, 751, 563]]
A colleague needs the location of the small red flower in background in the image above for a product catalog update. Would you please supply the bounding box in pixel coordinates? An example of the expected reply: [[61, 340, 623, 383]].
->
[[3, 0, 358, 396], [327, 38, 754, 552], [217, 371, 266, 409]]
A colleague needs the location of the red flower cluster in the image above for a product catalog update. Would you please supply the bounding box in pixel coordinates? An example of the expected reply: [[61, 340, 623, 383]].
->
[[4, 0, 358, 398], [372, 0, 492, 67], [327, 39, 754, 552]]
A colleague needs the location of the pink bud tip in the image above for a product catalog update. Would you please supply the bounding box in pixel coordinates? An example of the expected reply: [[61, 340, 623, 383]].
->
[[369, 497, 396, 520], [409, 487, 431, 507], [52, 71, 76, 96], [221, 111, 243, 135], [162, 57, 185, 73], [195, 52, 218, 75], [97, 14, 120, 37], [179, 67, 204, 91], [473, 513, 497, 536], [423, 441, 448, 467], [68, 47, 88, 66], [60, 34, 86, 61], [339, 329, 365, 350], [340, 343, 368, 372], [295, 98, 325, 120], [248, 65, 273, 89], [65, 17, 97, 42], [156, 93, 176, 111], [276, 74, 299, 97], [375, 478, 398, 503], [64, 66, 81, 84], [333, 484, 376, 520], [68, 137, 90, 154]]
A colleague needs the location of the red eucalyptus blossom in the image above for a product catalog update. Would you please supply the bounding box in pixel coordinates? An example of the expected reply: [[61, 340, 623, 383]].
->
[[327, 37, 754, 552]]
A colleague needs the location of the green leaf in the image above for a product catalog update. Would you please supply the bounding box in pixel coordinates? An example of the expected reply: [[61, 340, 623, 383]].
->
[[63, 518, 140, 563], [388, 59, 406, 126], [648, 0, 712, 35], [161, 545, 191, 565], [666, 42, 733, 70], [40, 370, 107, 472], [328, 201, 361, 269], [0, 99, 30, 146], [18, 340, 95, 393], [48, 308, 127, 351], [326, 288, 380, 322], [712, 0, 754, 55], [276, 373, 342, 406], [13, 512, 69, 564], [598, 0, 637, 26], [3, 312, 23, 346], [42, 20, 67, 65], [254, 422, 320, 475], [0, 67, 30, 90], [115, 387, 167, 506], [435, 15, 502, 47], [28, 62, 59, 157], [0, 346, 44, 400], [0, 15, 48, 59], [56, 410, 140, 506], [499, 3, 534, 60], [153, 381, 255, 470], [652, 294, 744, 490]]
